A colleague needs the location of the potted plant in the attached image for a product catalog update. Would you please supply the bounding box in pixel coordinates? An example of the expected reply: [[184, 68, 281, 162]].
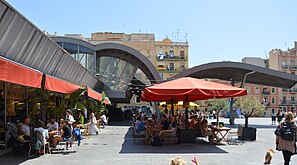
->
[[236, 95, 265, 140]]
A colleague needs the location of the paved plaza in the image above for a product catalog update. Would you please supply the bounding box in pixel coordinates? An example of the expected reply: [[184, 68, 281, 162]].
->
[[1, 118, 297, 165]]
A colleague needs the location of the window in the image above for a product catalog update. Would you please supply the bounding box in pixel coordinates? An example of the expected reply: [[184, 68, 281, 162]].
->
[[282, 96, 286, 103], [271, 97, 275, 104], [169, 50, 174, 57], [169, 63, 174, 70], [180, 51, 185, 59], [291, 97, 295, 101], [246, 87, 250, 93], [291, 72, 295, 75], [291, 60, 295, 66], [282, 60, 287, 66], [255, 87, 259, 93], [135, 95, 141, 103], [271, 87, 276, 94], [180, 63, 185, 69]]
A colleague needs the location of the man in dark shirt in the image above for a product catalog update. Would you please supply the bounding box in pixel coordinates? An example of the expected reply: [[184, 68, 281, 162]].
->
[[62, 120, 72, 149], [160, 115, 169, 130]]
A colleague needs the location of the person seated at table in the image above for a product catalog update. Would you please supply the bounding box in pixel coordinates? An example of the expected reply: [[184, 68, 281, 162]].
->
[[77, 111, 84, 124], [163, 108, 169, 119], [61, 120, 72, 150], [65, 109, 75, 124], [159, 116, 177, 138], [135, 117, 146, 133], [20, 116, 31, 140], [47, 117, 59, 132], [135, 117, 142, 129], [188, 115, 198, 128], [34, 121, 49, 154], [144, 119, 161, 144], [195, 115, 209, 136], [160, 115, 169, 130], [151, 114, 158, 126]]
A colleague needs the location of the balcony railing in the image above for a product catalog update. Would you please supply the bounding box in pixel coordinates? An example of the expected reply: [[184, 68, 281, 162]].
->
[[262, 91, 270, 95], [282, 88, 289, 92], [281, 100, 296, 105], [156, 55, 186, 61], [282, 65, 288, 69], [157, 67, 182, 73], [289, 65, 297, 70]]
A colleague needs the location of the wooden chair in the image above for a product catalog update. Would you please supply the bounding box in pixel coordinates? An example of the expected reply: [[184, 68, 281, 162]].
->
[[81, 123, 90, 139]]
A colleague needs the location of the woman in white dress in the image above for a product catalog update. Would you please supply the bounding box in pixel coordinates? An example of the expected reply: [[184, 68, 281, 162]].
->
[[89, 112, 99, 135]]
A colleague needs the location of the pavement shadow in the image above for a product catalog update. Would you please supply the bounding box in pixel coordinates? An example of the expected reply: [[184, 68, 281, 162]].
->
[[119, 127, 228, 154], [224, 124, 277, 129], [0, 154, 36, 165]]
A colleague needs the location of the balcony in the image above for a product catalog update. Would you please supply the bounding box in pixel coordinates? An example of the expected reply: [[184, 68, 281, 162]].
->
[[156, 55, 186, 61], [282, 65, 288, 69], [289, 65, 297, 70], [157, 67, 181, 73], [282, 88, 289, 92], [262, 91, 270, 95], [281, 100, 296, 105]]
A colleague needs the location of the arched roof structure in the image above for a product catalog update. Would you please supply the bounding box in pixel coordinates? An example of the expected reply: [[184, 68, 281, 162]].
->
[[51, 36, 161, 103], [51, 37, 161, 83], [173, 62, 297, 88]]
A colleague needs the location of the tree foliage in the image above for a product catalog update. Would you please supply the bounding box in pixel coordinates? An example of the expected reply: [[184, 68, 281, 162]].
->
[[236, 95, 265, 127], [207, 99, 228, 124]]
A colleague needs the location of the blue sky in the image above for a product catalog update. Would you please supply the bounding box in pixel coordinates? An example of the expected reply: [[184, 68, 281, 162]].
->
[[7, 0, 297, 67]]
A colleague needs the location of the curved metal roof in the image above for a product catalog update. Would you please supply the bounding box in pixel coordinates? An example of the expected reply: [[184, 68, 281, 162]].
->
[[51, 36, 161, 83], [173, 62, 297, 88], [0, 0, 102, 89]]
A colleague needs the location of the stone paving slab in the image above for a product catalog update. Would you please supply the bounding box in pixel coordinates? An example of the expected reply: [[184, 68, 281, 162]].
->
[[1, 118, 297, 165]]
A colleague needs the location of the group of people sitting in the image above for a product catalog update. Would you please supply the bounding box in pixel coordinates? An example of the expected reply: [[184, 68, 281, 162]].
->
[[133, 113, 178, 145], [17, 109, 108, 155], [132, 110, 209, 145]]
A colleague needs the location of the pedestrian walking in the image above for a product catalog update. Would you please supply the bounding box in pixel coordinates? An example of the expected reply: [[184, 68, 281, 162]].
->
[[275, 112, 297, 165], [272, 112, 276, 125]]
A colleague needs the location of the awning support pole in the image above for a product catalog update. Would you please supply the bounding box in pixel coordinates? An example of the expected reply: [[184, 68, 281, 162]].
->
[[185, 95, 189, 129]]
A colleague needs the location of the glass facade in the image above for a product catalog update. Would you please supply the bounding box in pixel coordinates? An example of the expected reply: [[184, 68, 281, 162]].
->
[[60, 42, 95, 74], [97, 56, 137, 91], [56, 41, 144, 92]]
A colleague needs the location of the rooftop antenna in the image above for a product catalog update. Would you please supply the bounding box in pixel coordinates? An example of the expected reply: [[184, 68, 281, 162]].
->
[[122, 24, 126, 33], [177, 28, 180, 42], [172, 32, 174, 40], [184, 33, 188, 42], [264, 51, 268, 59]]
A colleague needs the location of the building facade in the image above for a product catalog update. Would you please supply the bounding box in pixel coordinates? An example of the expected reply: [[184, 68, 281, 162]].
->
[[155, 38, 189, 80], [269, 42, 297, 113], [67, 32, 189, 81]]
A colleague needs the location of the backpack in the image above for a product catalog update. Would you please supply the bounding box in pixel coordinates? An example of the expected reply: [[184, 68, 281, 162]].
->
[[281, 121, 296, 141], [151, 135, 162, 146]]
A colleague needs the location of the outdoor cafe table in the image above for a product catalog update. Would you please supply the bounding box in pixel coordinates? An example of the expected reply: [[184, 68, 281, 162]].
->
[[209, 126, 231, 144]]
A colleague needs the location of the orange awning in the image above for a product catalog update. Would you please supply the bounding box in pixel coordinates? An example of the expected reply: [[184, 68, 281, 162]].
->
[[142, 77, 247, 102], [45, 75, 81, 94], [0, 57, 42, 88], [87, 87, 102, 101]]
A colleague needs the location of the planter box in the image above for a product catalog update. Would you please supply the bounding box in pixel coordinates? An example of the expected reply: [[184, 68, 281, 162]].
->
[[178, 128, 196, 143], [240, 127, 257, 141]]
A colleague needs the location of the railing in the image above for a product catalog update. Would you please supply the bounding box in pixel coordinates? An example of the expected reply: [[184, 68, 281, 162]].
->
[[282, 88, 289, 92], [281, 100, 296, 105], [157, 68, 181, 73], [282, 65, 288, 69], [262, 91, 270, 95], [289, 65, 297, 70], [156, 55, 187, 61]]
